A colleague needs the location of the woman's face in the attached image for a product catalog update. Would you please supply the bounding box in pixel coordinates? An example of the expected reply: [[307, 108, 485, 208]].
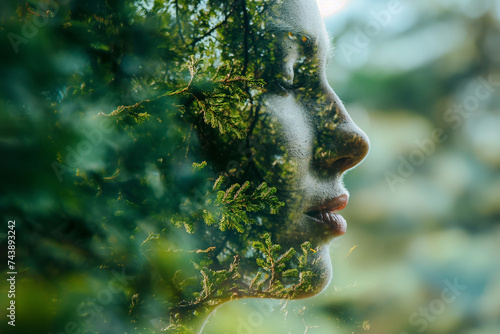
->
[[256, 0, 370, 296]]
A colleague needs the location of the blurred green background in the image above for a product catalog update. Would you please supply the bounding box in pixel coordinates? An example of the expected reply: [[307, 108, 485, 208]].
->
[[203, 0, 500, 333]]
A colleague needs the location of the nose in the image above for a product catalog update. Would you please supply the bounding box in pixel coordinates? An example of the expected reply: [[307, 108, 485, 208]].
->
[[311, 90, 370, 178]]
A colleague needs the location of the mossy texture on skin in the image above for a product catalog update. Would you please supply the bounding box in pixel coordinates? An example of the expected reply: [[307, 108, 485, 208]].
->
[[0, 0, 369, 333]]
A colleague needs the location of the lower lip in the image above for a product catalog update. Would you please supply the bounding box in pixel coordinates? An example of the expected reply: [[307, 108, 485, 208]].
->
[[305, 212, 347, 236]]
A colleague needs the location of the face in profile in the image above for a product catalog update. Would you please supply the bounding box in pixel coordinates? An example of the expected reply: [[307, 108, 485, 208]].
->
[[162, 0, 370, 327], [244, 0, 370, 297], [0, 1, 370, 333]]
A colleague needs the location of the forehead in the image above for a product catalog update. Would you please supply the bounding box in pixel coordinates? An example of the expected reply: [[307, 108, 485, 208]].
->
[[268, 0, 330, 56]]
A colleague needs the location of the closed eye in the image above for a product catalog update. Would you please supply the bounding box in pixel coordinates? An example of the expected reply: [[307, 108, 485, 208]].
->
[[278, 80, 305, 91]]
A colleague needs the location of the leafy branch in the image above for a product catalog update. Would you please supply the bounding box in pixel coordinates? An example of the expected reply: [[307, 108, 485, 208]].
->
[[167, 253, 241, 333], [172, 175, 284, 234], [106, 57, 265, 138], [205, 175, 284, 232], [253, 233, 296, 292], [179, 57, 265, 138], [251, 234, 317, 298]]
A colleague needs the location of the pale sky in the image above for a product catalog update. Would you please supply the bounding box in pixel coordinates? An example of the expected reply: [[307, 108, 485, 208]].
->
[[317, 0, 350, 17]]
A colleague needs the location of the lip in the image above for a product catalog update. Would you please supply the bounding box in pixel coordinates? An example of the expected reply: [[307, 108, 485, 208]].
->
[[305, 194, 349, 236]]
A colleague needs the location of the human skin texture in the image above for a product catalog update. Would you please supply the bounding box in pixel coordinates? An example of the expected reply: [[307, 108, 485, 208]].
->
[[257, 0, 370, 297], [192, 1, 370, 331]]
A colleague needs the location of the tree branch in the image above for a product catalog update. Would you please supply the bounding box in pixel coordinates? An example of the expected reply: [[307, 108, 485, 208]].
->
[[175, 0, 187, 45], [189, 1, 240, 47], [241, 0, 250, 76]]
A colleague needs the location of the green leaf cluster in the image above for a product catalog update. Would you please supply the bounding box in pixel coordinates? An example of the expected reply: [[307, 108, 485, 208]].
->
[[172, 175, 284, 234], [251, 233, 316, 298], [0, 0, 315, 333]]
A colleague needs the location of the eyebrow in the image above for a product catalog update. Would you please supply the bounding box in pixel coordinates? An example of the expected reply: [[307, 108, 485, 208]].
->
[[269, 23, 317, 45], [268, 23, 334, 64]]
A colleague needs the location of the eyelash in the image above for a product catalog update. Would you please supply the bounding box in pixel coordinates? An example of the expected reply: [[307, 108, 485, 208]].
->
[[278, 80, 303, 91]]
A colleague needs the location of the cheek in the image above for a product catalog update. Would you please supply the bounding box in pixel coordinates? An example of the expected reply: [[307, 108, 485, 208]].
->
[[263, 94, 314, 161]]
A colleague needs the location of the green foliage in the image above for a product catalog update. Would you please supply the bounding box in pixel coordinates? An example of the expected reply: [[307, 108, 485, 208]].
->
[[173, 175, 284, 234], [252, 233, 315, 298], [192, 161, 207, 171], [107, 56, 264, 139], [0, 0, 311, 333], [178, 57, 265, 139], [253, 233, 296, 286], [210, 177, 284, 232]]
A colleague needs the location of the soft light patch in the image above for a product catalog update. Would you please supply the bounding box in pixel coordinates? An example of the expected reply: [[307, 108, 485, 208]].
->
[[317, 0, 349, 17]]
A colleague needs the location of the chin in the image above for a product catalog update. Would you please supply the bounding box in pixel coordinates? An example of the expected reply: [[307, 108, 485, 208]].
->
[[290, 243, 334, 299], [269, 211, 342, 299]]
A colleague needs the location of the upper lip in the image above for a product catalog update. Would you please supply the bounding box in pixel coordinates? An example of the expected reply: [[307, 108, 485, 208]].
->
[[306, 194, 349, 214]]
